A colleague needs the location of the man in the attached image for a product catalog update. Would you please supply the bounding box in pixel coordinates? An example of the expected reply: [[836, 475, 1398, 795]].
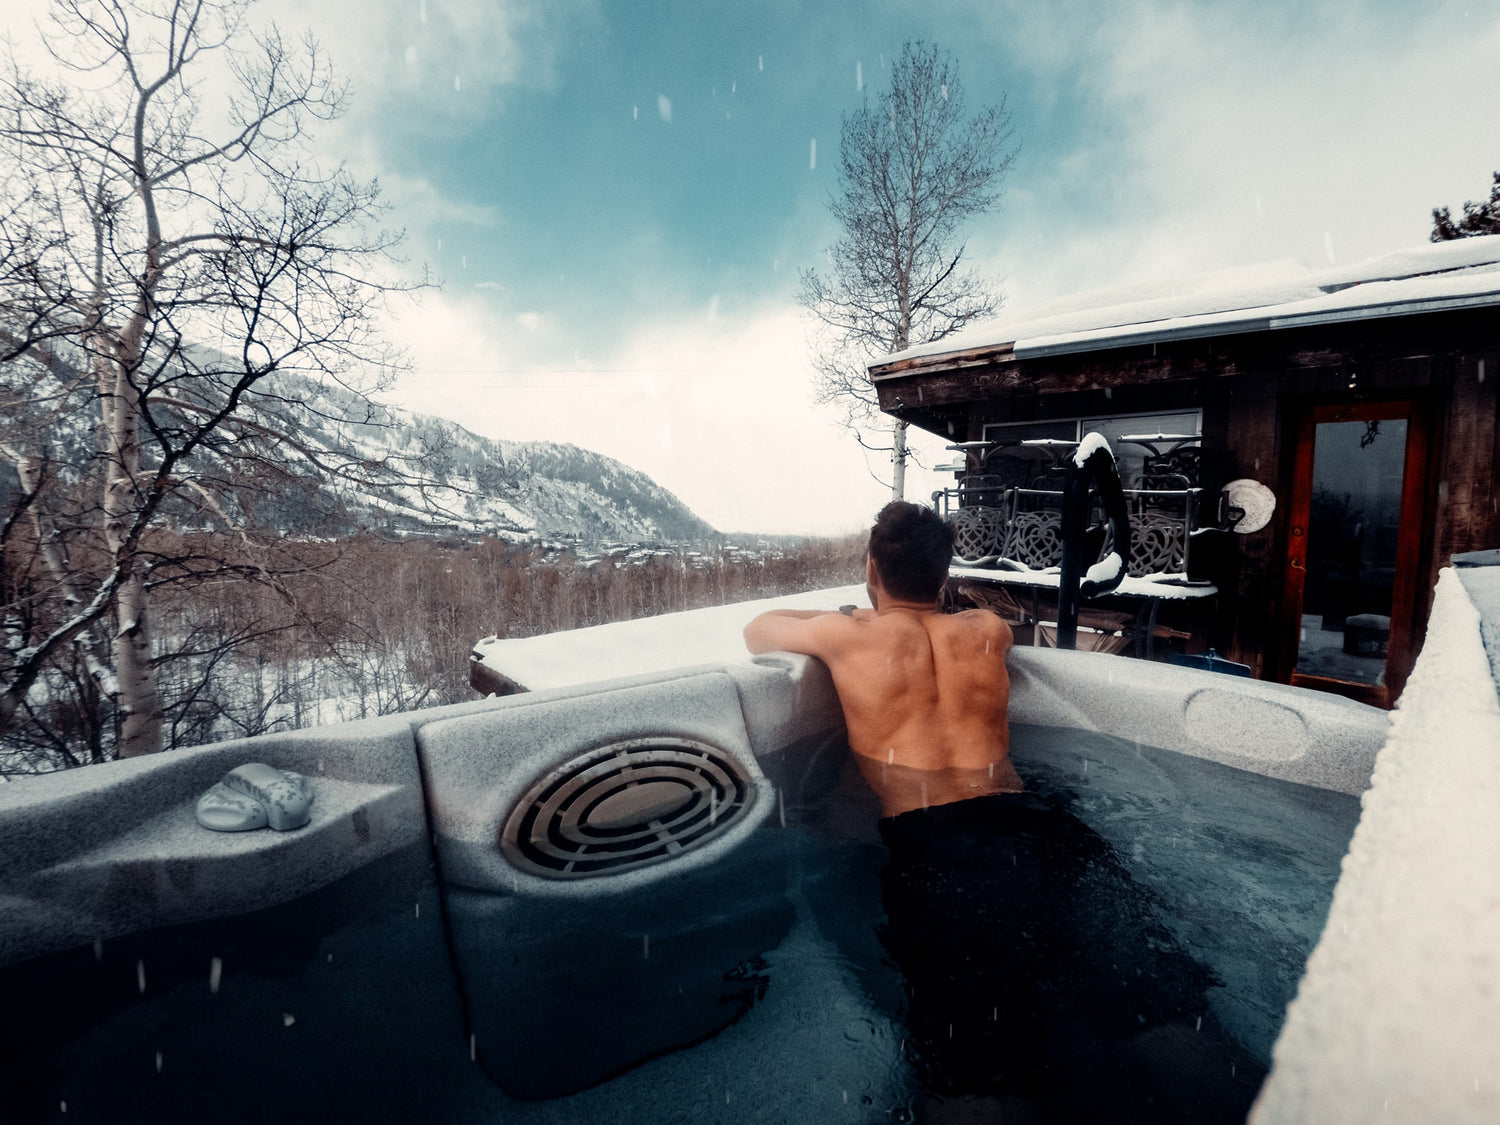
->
[[743, 501, 1021, 816], [743, 501, 1261, 1121]]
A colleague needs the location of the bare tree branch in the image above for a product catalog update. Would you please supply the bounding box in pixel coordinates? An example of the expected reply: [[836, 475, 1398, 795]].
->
[[800, 42, 1015, 498], [0, 0, 428, 760]]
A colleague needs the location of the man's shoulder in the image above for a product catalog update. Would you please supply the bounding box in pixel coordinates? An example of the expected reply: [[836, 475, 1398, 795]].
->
[[931, 608, 1014, 646], [941, 606, 1012, 630]]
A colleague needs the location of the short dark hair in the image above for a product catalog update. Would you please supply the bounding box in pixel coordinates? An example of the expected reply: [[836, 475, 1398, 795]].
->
[[867, 501, 954, 602]]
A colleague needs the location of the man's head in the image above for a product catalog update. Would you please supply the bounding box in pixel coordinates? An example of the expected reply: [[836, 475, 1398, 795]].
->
[[866, 501, 954, 604]]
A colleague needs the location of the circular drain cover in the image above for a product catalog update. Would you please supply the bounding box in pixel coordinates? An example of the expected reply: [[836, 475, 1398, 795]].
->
[[499, 737, 759, 879]]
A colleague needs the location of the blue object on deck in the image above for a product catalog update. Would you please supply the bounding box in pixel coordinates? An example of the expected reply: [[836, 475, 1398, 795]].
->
[[1167, 649, 1252, 677]]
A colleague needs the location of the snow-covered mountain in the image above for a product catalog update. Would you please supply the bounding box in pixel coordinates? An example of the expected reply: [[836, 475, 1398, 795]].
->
[[257, 388, 719, 543], [488, 438, 717, 542], [3, 350, 717, 544]]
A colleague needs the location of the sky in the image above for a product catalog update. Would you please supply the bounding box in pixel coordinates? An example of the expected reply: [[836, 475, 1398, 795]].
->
[[5, 0, 1500, 535]]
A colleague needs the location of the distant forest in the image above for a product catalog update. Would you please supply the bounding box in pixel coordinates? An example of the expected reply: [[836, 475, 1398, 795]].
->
[[1, 533, 866, 777]]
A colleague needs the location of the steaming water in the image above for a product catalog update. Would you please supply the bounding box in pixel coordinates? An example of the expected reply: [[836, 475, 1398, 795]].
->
[[0, 724, 1361, 1123], [1008, 722, 1362, 1065]]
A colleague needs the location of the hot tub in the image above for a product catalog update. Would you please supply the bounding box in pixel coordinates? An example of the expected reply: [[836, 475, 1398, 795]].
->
[[1, 568, 1494, 1123]]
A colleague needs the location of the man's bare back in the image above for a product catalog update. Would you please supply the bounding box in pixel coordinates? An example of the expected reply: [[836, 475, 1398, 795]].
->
[[744, 558, 1020, 816]]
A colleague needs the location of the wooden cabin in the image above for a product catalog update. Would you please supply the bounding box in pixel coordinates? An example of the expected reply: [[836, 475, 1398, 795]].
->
[[868, 237, 1500, 707]]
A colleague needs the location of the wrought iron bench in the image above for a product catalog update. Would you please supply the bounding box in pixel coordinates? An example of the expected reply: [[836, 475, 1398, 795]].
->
[[936, 435, 1217, 657], [1116, 433, 1206, 578]]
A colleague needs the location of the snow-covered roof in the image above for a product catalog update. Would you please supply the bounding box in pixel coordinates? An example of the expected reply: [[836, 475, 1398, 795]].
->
[[874, 236, 1500, 370]]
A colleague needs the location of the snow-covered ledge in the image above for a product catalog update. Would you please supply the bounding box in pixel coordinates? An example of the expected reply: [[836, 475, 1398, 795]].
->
[[470, 584, 870, 693], [1252, 567, 1500, 1123]]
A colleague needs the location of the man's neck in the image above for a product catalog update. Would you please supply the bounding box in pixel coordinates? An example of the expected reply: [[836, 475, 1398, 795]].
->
[[875, 597, 941, 616]]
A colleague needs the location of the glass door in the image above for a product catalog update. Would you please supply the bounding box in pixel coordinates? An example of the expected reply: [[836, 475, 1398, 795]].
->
[[1282, 400, 1428, 706]]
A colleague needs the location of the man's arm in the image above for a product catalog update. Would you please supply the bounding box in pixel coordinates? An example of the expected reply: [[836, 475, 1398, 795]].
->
[[743, 608, 862, 657]]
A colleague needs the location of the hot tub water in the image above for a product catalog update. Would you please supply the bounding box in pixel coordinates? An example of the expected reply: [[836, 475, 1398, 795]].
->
[[0, 723, 1362, 1124]]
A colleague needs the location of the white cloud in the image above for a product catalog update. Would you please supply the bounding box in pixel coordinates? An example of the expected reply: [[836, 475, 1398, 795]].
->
[[0, 0, 510, 272], [967, 0, 1500, 310], [1111, 3, 1498, 256], [374, 170, 500, 230], [254, 0, 587, 121], [384, 292, 923, 535]]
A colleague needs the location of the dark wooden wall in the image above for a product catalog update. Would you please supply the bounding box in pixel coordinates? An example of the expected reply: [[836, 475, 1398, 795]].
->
[[876, 306, 1500, 695]]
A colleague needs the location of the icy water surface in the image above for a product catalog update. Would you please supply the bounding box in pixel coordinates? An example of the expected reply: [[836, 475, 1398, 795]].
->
[[0, 724, 1362, 1123], [1008, 722, 1364, 1066]]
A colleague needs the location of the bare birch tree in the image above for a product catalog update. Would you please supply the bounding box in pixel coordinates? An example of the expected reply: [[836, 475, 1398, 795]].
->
[[0, 0, 423, 759], [800, 42, 1015, 499]]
